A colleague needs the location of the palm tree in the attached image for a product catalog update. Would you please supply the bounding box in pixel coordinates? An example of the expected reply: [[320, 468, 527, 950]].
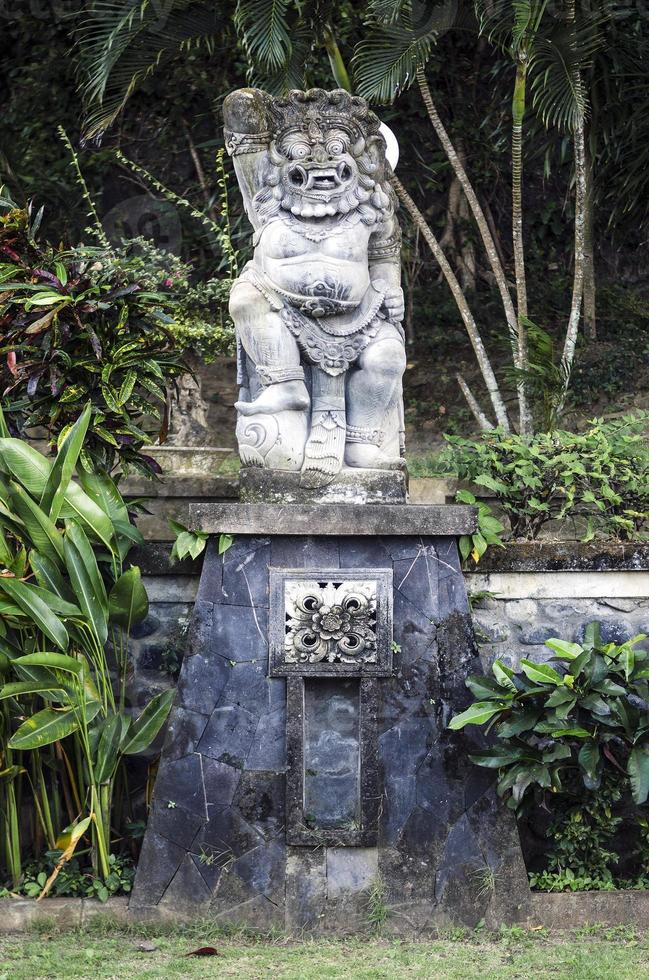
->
[[354, 0, 605, 432]]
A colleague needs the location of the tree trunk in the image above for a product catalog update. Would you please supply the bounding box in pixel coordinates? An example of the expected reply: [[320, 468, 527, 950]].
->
[[559, 0, 587, 413], [390, 172, 510, 431], [559, 112, 587, 413], [457, 374, 492, 431], [417, 67, 531, 434], [511, 59, 531, 436], [582, 139, 596, 339]]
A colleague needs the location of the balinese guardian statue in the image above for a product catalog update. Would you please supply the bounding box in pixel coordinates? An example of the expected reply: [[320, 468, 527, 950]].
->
[[223, 88, 406, 488]]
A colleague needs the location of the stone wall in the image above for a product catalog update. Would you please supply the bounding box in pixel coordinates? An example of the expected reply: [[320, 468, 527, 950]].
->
[[133, 544, 649, 713], [466, 543, 649, 674]]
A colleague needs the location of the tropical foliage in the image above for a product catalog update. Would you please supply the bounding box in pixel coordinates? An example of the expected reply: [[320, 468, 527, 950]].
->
[[450, 624, 649, 808], [0, 194, 185, 477], [441, 414, 649, 540], [450, 623, 649, 889], [0, 405, 173, 894]]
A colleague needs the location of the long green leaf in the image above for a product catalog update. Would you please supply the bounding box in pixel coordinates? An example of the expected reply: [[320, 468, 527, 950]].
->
[[77, 467, 129, 526], [59, 482, 113, 549], [15, 652, 82, 675], [0, 438, 52, 496], [520, 659, 563, 685], [9, 707, 80, 750], [628, 746, 649, 805], [29, 551, 76, 603], [63, 531, 108, 646], [121, 689, 174, 755], [0, 438, 113, 547], [0, 403, 9, 439], [9, 482, 64, 566], [0, 680, 68, 701], [28, 585, 83, 619], [108, 566, 148, 629], [41, 402, 92, 520], [94, 714, 123, 783], [448, 701, 506, 730], [66, 521, 108, 612], [0, 577, 68, 650]]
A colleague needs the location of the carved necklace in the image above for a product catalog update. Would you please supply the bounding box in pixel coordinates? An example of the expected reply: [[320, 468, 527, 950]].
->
[[287, 212, 361, 243]]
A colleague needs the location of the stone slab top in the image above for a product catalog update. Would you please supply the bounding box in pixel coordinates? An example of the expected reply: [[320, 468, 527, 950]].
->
[[188, 501, 477, 536]]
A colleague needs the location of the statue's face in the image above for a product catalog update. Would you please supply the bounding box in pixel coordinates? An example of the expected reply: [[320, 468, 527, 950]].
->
[[275, 117, 361, 215]]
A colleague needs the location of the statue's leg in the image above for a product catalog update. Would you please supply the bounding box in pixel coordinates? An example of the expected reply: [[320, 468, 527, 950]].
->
[[345, 332, 407, 468], [300, 369, 347, 489], [230, 281, 310, 417]]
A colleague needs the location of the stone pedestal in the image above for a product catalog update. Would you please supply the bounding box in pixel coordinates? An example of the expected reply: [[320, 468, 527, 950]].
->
[[132, 503, 530, 931], [239, 466, 408, 505]]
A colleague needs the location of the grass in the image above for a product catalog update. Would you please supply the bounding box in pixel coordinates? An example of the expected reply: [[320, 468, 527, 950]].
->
[[1, 921, 649, 980]]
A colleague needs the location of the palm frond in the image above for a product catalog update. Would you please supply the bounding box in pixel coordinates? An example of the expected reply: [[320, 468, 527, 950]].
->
[[353, 25, 432, 103], [248, 25, 313, 94], [365, 0, 412, 26], [235, 0, 292, 73], [75, 1, 229, 137], [353, 1, 459, 104], [529, 10, 607, 132]]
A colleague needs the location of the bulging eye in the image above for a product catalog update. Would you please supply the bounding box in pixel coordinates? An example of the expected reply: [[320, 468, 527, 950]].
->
[[326, 138, 345, 156], [289, 141, 310, 160]]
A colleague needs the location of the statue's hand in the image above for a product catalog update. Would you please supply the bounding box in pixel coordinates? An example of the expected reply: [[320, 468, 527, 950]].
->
[[382, 286, 405, 323]]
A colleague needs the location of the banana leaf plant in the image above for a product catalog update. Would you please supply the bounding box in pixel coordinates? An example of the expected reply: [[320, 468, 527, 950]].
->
[[449, 623, 649, 811], [0, 403, 173, 889]]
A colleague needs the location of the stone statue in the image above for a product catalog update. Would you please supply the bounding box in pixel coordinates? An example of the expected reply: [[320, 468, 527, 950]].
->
[[223, 87, 406, 488]]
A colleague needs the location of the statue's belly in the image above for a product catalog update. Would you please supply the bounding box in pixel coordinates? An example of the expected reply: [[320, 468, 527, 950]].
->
[[261, 256, 370, 304]]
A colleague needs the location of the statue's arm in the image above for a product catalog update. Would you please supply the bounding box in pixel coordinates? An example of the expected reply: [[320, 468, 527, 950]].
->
[[223, 88, 272, 232], [368, 215, 404, 321]]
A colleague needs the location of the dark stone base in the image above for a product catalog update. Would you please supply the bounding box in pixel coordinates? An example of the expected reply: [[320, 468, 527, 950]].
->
[[132, 530, 530, 932], [239, 466, 408, 505]]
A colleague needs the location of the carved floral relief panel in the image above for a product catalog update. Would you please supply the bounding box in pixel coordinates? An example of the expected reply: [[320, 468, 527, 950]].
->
[[270, 567, 393, 677]]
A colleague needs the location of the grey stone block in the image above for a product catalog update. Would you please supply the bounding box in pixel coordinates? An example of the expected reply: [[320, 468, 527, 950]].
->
[[159, 853, 212, 909], [153, 754, 207, 819], [327, 847, 378, 898], [190, 503, 478, 536], [519, 625, 557, 646], [212, 603, 269, 662], [177, 650, 230, 715], [197, 704, 258, 768], [222, 542, 271, 606], [286, 849, 326, 931], [163, 707, 209, 761], [134, 527, 528, 933], [240, 467, 407, 505], [576, 619, 635, 645], [130, 832, 185, 906], [246, 706, 286, 771]]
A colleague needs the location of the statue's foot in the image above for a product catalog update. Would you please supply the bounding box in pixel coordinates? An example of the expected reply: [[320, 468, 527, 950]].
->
[[235, 380, 310, 416], [345, 443, 400, 469], [300, 411, 346, 488]]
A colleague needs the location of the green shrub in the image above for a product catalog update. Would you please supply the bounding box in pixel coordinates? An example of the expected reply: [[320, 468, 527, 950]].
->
[[0, 197, 185, 477], [441, 414, 649, 540], [450, 623, 649, 808], [450, 623, 649, 890], [0, 405, 174, 892]]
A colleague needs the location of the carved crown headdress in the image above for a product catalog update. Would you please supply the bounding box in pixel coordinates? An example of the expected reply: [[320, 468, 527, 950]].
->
[[223, 88, 384, 157]]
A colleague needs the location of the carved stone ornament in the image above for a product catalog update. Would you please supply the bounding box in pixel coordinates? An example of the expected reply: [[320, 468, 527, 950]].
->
[[223, 87, 406, 489], [285, 579, 377, 665], [269, 567, 393, 676]]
